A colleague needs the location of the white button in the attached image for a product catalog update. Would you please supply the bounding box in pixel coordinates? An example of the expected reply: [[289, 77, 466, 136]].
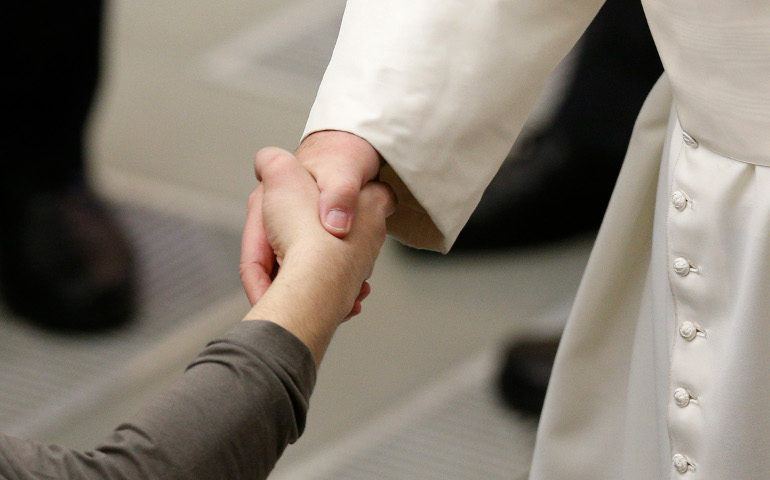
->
[[674, 388, 692, 407], [673, 257, 692, 276], [679, 321, 698, 341], [682, 132, 699, 148], [673, 453, 693, 474], [672, 191, 689, 211]]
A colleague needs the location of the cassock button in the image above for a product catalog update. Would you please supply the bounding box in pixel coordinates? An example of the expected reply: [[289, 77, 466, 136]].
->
[[679, 321, 698, 341], [673, 257, 692, 276], [682, 132, 699, 148], [672, 191, 689, 211], [674, 388, 693, 407], [673, 453, 694, 474]]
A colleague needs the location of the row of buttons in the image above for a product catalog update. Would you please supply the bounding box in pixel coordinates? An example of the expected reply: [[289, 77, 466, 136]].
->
[[671, 132, 702, 475]]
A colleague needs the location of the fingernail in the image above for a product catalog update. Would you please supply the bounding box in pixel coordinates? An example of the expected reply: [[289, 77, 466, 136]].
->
[[325, 209, 349, 232]]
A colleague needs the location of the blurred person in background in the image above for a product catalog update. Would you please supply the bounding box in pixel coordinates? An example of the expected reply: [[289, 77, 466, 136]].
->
[[4, 2, 135, 332], [449, 0, 663, 417]]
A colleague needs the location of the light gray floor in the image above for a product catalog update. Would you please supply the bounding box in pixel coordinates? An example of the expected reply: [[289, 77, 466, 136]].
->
[[2, 0, 595, 476], [0, 205, 247, 446], [274, 350, 540, 480]]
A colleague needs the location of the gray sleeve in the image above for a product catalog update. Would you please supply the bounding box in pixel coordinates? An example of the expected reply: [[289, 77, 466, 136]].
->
[[0, 320, 317, 480]]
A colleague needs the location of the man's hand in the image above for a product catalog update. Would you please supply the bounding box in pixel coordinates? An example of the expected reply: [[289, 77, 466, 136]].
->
[[241, 147, 394, 365], [240, 131, 382, 306], [295, 131, 382, 236]]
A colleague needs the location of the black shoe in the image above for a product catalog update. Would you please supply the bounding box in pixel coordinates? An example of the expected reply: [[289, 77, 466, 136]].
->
[[0, 182, 136, 332], [496, 337, 560, 417], [450, 126, 621, 252]]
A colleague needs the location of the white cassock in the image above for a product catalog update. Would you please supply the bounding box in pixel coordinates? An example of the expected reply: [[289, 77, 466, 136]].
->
[[303, 0, 770, 478]]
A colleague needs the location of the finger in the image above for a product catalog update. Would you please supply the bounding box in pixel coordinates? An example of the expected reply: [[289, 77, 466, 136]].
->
[[317, 173, 362, 237], [254, 147, 301, 186], [358, 181, 397, 218], [344, 282, 372, 321], [295, 131, 382, 238], [344, 300, 363, 321], [357, 281, 372, 303], [239, 186, 275, 305], [353, 182, 396, 257], [255, 147, 319, 205]]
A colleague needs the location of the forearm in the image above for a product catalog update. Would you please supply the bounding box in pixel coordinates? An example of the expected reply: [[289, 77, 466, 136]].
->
[[244, 247, 362, 367], [305, 0, 605, 251], [0, 321, 315, 480], [295, 130, 381, 175]]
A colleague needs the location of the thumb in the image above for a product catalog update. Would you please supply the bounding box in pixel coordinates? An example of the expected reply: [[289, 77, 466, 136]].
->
[[296, 131, 381, 238], [317, 175, 362, 237]]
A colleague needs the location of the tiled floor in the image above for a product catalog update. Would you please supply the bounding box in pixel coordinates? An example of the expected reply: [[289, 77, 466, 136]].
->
[[0, 204, 246, 446], [273, 350, 539, 480]]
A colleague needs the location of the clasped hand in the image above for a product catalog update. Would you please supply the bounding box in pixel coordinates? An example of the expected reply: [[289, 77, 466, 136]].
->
[[240, 138, 393, 364]]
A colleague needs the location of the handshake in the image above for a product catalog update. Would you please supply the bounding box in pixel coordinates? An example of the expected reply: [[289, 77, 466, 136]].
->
[[240, 132, 395, 368]]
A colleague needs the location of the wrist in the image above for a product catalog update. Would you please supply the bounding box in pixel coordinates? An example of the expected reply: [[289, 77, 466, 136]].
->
[[280, 242, 364, 317], [242, 244, 362, 367], [243, 273, 336, 369], [296, 130, 382, 178]]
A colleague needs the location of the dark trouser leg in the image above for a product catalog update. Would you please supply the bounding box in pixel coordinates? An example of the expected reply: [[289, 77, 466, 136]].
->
[[557, 0, 663, 162], [8, 1, 104, 188], [488, 0, 663, 414], [452, 0, 663, 251], [3, 2, 135, 331]]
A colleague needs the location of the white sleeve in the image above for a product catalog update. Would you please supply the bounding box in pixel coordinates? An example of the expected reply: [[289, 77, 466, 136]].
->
[[304, 0, 605, 252]]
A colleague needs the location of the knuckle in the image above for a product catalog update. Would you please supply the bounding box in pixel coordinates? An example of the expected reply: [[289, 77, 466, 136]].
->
[[327, 180, 360, 205], [255, 146, 285, 161], [372, 184, 391, 204], [363, 182, 397, 215], [238, 262, 250, 281], [255, 147, 295, 176]]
